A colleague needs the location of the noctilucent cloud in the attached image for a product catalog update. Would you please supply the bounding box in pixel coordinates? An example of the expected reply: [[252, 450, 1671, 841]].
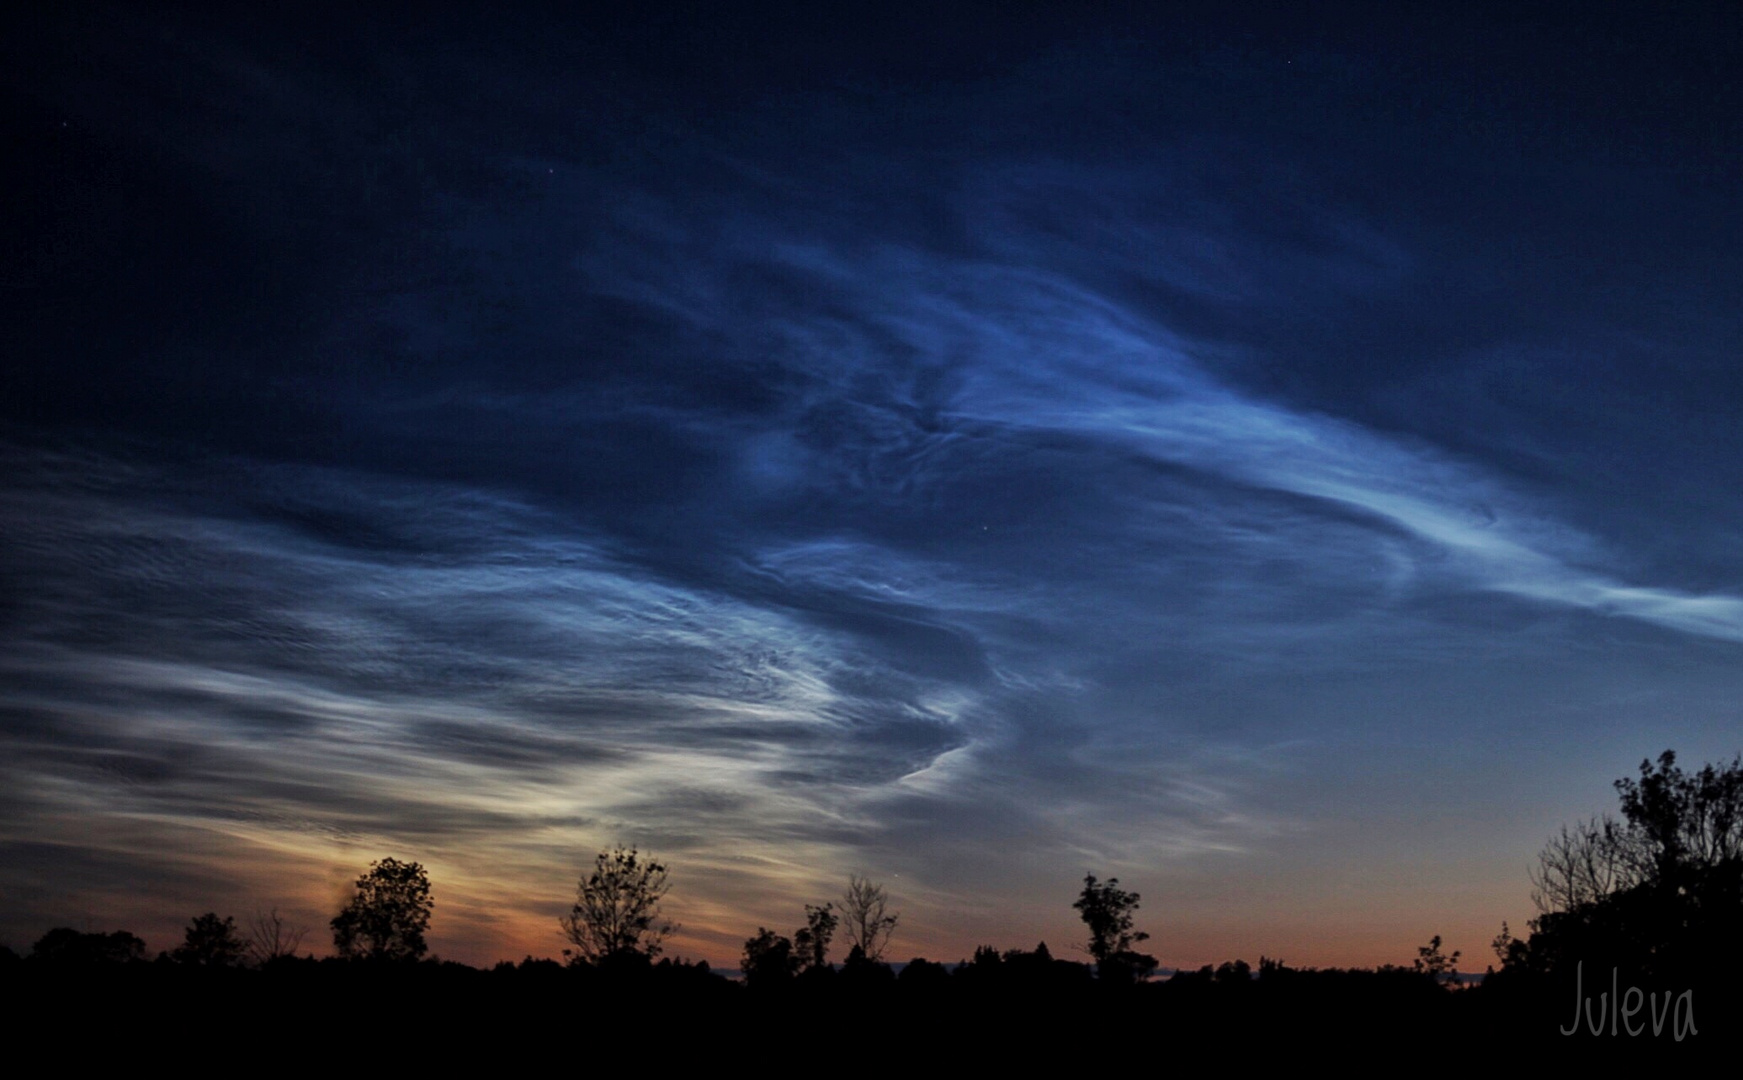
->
[[5, 5, 1742, 968]]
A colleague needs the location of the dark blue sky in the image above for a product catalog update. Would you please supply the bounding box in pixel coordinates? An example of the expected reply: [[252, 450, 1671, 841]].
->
[[4, 3, 1741, 966]]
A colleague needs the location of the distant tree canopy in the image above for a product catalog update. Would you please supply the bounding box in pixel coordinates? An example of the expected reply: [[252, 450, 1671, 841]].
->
[[331, 858, 433, 962], [30, 928, 147, 965], [954, 941, 1093, 992], [560, 846, 675, 965], [1515, 750, 1743, 983]]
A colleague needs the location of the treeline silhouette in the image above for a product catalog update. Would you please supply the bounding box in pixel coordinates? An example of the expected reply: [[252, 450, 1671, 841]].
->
[[5, 751, 1735, 1057]]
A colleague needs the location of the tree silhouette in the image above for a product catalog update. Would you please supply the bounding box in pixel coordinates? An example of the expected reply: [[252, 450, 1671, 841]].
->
[[743, 901, 838, 985], [741, 927, 799, 986], [1489, 921, 1525, 972], [172, 913, 247, 967], [30, 928, 145, 964], [839, 875, 898, 963], [793, 902, 837, 971], [1074, 873, 1157, 983], [1412, 935, 1461, 987], [331, 858, 433, 961], [1531, 751, 1743, 917], [559, 845, 676, 964], [1515, 750, 1743, 985], [246, 908, 307, 965], [1529, 816, 1635, 914], [1614, 750, 1743, 882]]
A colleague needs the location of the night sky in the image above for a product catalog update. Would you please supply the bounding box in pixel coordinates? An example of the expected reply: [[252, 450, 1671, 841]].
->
[[5, 4, 1742, 970]]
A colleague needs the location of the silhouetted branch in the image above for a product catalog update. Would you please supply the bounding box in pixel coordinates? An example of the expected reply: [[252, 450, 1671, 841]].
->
[[246, 908, 307, 964]]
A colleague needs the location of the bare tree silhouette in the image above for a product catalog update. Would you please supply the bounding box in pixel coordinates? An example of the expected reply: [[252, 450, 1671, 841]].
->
[[247, 908, 307, 964], [839, 875, 898, 963]]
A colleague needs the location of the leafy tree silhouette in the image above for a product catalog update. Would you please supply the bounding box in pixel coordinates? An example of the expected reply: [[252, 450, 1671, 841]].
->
[[172, 913, 248, 967], [741, 927, 799, 986], [331, 858, 433, 961], [1412, 935, 1460, 988], [559, 846, 676, 965], [1488, 921, 1526, 974], [793, 902, 837, 971], [1074, 873, 1157, 983]]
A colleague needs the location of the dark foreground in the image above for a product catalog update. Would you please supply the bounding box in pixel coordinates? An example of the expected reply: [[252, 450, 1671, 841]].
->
[[7, 955, 1726, 1065]]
